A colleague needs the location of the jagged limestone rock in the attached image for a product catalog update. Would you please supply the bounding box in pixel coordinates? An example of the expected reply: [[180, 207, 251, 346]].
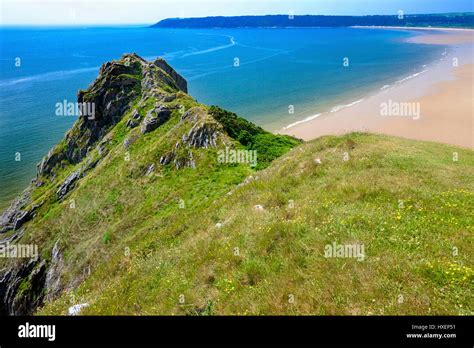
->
[[36, 53, 187, 178], [144, 163, 155, 176], [181, 107, 221, 149], [0, 189, 32, 233], [153, 58, 188, 93], [141, 106, 171, 134], [44, 240, 64, 302], [0, 54, 193, 314], [56, 171, 81, 199], [182, 122, 219, 148], [0, 257, 46, 315]]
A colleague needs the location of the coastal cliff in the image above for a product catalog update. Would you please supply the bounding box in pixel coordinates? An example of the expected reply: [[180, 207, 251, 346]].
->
[[0, 53, 299, 315], [0, 54, 472, 316]]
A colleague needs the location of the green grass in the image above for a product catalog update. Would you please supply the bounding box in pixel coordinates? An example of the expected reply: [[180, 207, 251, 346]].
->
[[30, 132, 472, 315], [3, 55, 471, 316], [208, 106, 302, 169]]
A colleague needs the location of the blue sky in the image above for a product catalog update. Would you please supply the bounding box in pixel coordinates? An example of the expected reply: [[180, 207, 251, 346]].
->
[[1, 0, 473, 25]]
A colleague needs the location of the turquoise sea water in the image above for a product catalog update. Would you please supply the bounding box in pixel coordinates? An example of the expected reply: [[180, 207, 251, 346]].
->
[[0, 26, 445, 208]]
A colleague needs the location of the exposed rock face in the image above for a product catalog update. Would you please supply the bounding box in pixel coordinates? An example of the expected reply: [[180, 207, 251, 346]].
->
[[37, 149, 61, 179], [144, 163, 155, 176], [126, 110, 141, 129], [141, 106, 171, 134], [0, 53, 235, 316], [183, 122, 219, 148], [36, 53, 186, 178], [157, 107, 223, 170], [44, 240, 64, 302], [181, 106, 204, 123], [0, 238, 66, 315], [181, 107, 221, 148], [56, 171, 81, 199], [0, 53, 190, 316], [0, 189, 33, 233], [159, 152, 174, 166], [153, 58, 188, 93], [0, 257, 46, 315], [68, 303, 89, 316]]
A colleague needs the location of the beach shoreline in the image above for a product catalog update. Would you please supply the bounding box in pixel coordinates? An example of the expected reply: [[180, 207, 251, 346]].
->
[[280, 28, 474, 149], [351, 26, 474, 32]]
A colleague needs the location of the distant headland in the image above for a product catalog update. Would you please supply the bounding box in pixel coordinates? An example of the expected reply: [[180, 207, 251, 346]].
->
[[151, 13, 474, 29]]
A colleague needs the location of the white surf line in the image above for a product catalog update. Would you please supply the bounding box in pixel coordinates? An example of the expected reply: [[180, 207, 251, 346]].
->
[[283, 98, 365, 130], [351, 26, 474, 32], [283, 38, 456, 132], [283, 113, 322, 130], [395, 69, 428, 84], [282, 65, 430, 130], [330, 98, 365, 113]]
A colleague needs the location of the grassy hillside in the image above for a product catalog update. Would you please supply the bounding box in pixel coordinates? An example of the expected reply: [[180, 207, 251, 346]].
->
[[37, 133, 473, 315], [1, 54, 472, 316], [0, 54, 300, 315]]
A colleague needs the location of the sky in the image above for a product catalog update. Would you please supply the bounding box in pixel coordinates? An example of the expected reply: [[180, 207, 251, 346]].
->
[[1, 0, 473, 25]]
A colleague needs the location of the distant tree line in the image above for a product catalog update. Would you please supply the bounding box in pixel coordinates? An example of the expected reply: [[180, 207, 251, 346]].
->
[[151, 13, 474, 29]]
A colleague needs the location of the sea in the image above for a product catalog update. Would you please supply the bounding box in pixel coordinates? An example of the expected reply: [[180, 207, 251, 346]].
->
[[0, 26, 446, 209]]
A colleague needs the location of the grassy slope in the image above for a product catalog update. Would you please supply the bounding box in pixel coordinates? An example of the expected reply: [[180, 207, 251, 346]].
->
[[3, 66, 300, 314], [37, 132, 473, 315]]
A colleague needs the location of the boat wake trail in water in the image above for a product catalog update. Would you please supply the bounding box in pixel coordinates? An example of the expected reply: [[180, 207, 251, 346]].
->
[[186, 50, 286, 81], [0, 67, 99, 88], [181, 34, 236, 57]]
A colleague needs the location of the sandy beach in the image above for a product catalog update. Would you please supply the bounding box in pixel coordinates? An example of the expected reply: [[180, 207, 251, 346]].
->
[[281, 28, 474, 149]]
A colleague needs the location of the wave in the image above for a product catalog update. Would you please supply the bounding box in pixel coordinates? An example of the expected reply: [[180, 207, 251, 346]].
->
[[0, 67, 99, 88], [283, 113, 322, 129], [283, 98, 365, 130], [330, 98, 365, 113], [395, 69, 428, 84]]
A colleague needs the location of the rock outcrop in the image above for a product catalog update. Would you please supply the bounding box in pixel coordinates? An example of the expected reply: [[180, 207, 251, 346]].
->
[[44, 240, 64, 302], [0, 53, 190, 316], [36, 53, 187, 178], [140, 106, 171, 134], [0, 53, 297, 316], [153, 58, 188, 93], [181, 107, 221, 148], [56, 171, 81, 199], [0, 189, 34, 233], [0, 257, 46, 315]]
